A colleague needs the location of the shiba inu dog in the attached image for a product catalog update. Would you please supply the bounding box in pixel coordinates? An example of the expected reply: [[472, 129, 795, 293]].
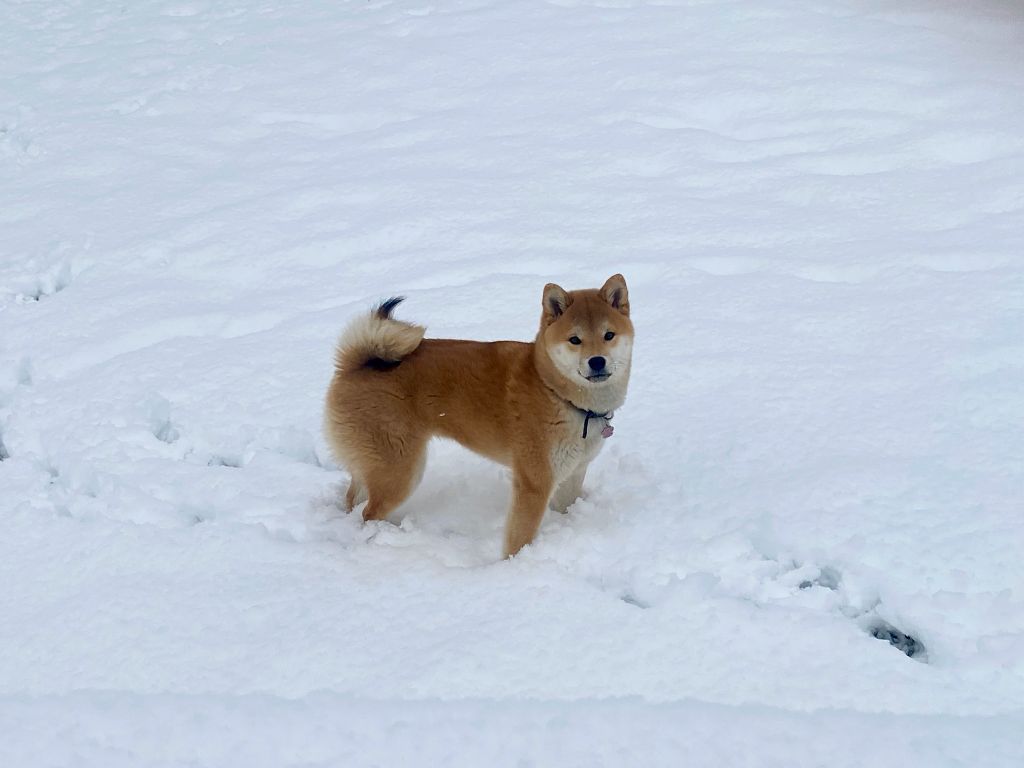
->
[[324, 275, 633, 557]]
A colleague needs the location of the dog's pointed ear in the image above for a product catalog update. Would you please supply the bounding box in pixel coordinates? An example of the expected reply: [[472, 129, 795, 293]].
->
[[600, 274, 629, 316], [543, 283, 570, 324]]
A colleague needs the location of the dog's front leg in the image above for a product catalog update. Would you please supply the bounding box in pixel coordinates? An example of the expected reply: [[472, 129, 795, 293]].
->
[[503, 465, 554, 558], [550, 463, 587, 513]]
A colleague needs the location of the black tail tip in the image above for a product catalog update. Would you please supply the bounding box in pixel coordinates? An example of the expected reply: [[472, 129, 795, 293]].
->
[[375, 296, 405, 319]]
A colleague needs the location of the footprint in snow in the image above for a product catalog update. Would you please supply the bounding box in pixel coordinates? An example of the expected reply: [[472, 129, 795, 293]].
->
[[783, 560, 927, 662]]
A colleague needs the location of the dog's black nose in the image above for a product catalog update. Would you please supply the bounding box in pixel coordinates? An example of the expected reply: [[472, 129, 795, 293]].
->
[[588, 356, 606, 372]]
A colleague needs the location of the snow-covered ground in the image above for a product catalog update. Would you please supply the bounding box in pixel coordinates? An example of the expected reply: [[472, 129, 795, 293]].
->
[[2, 0, 1023, 764]]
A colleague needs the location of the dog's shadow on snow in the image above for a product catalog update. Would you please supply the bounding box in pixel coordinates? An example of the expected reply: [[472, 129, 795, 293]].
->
[[310, 442, 515, 565], [395, 445, 510, 537]]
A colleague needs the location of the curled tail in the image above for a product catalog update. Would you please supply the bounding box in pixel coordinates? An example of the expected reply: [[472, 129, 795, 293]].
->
[[334, 297, 425, 373]]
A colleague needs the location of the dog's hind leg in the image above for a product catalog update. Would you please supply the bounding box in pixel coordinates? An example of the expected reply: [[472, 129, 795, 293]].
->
[[360, 439, 428, 522], [344, 475, 368, 512]]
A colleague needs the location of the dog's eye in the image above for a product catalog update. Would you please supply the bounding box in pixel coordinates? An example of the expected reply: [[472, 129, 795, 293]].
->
[[604, 331, 615, 341], [569, 336, 582, 345]]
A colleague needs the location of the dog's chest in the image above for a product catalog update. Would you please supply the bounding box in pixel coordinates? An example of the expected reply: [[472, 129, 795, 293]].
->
[[549, 411, 608, 481]]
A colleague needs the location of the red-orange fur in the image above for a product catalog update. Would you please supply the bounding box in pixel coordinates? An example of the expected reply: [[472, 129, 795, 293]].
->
[[324, 275, 633, 557]]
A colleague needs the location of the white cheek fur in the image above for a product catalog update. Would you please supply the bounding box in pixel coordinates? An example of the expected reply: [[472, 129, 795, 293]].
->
[[607, 335, 633, 373], [548, 342, 582, 378]]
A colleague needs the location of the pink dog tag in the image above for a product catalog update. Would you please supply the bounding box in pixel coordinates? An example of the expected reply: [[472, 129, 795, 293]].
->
[[601, 424, 614, 438]]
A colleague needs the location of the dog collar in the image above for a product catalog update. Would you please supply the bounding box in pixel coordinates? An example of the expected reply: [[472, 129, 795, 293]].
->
[[580, 409, 614, 440]]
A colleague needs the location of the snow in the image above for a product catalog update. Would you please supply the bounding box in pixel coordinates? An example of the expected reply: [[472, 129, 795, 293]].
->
[[4, 694, 1024, 768], [2, 0, 1023, 765]]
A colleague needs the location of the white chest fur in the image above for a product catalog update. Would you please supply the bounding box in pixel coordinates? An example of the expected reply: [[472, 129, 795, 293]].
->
[[549, 410, 608, 483]]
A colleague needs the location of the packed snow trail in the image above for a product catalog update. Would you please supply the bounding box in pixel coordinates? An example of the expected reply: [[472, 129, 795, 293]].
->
[[2, 0, 1023, 765]]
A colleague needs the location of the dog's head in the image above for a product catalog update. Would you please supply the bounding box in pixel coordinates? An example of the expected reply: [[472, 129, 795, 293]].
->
[[537, 274, 633, 411]]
